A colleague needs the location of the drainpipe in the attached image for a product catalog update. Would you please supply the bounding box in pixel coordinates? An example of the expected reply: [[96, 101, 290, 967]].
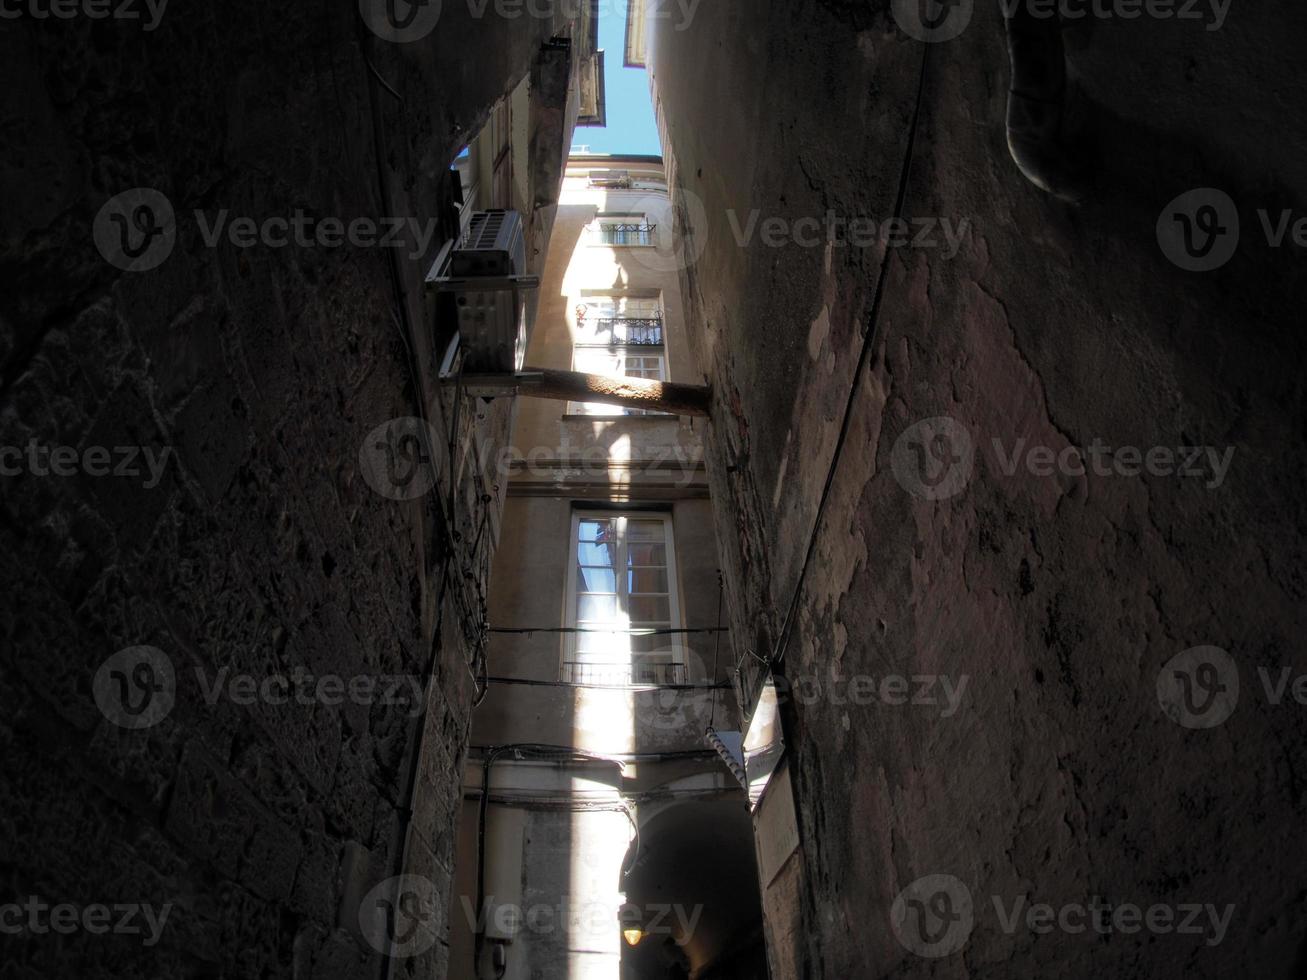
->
[[1004, 2, 1090, 203]]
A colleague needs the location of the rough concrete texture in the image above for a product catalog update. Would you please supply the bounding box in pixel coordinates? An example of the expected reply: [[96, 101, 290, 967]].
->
[[650, 0, 1307, 977], [0, 5, 584, 976]]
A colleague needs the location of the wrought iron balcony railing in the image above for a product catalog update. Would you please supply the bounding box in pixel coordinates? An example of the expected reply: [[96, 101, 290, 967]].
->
[[596, 223, 656, 246], [591, 316, 663, 346], [562, 660, 689, 686]]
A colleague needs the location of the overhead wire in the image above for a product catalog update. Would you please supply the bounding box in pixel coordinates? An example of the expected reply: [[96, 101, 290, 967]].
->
[[768, 43, 935, 671]]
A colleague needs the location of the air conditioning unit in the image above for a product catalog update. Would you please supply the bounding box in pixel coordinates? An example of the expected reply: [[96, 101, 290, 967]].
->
[[429, 210, 539, 377]]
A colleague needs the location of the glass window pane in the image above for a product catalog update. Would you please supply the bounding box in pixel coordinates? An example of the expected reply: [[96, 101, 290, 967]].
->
[[576, 594, 617, 621], [577, 520, 616, 566], [626, 520, 664, 542], [574, 348, 621, 373], [626, 543, 667, 567], [631, 633, 674, 655], [577, 566, 617, 593], [628, 568, 669, 593], [577, 629, 629, 655], [623, 297, 660, 315], [629, 596, 671, 622]]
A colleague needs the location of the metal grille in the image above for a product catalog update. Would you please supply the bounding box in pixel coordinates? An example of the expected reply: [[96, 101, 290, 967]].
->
[[589, 316, 663, 346], [597, 223, 656, 246], [562, 661, 688, 686]]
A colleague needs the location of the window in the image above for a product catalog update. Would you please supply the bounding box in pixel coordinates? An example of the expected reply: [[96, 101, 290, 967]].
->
[[571, 297, 666, 416], [451, 99, 514, 228], [563, 513, 685, 686], [590, 212, 656, 246]]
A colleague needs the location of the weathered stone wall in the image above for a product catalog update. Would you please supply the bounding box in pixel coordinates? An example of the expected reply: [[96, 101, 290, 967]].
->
[[0, 5, 583, 976], [650, 0, 1307, 977]]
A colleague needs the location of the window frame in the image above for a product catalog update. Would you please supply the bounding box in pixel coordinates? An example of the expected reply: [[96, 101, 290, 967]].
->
[[561, 510, 685, 685], [569, 296, 668, 417], [590, 212, 656, 247]]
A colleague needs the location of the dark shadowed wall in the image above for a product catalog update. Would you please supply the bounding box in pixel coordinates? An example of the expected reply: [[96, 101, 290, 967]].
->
[[648, 0, 1307, 977], [0, 4, 592, 976]]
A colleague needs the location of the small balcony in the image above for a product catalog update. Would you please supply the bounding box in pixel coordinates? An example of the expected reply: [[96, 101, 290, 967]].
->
[[595, 223, 656, 246], [589, 315, 664, 346], [562, 660, 689, 686]]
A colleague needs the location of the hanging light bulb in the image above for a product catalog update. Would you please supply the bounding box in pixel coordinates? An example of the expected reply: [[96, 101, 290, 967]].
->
[[619, 902, 644, 947]]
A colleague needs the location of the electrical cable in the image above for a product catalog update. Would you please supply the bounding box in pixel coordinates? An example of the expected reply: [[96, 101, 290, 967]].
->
[[769, 44, 934, 670], [489, 626, 727, 635], [484, 676, 731, 690], [474, 744, 630, 971], [708, 570, 723, 730]]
